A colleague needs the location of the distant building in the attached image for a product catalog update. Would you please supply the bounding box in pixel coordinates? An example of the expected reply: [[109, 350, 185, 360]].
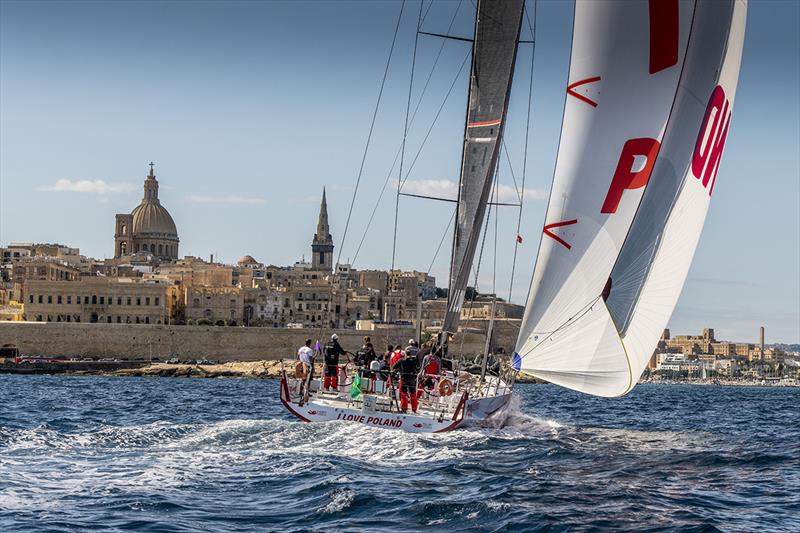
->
[[311, 188, 333, 272], [114, 164, 179, 260], [23, 277, 180, 324]]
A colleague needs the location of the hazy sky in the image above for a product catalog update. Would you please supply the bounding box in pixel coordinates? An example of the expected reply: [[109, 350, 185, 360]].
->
[[1, 0, 798, 343]]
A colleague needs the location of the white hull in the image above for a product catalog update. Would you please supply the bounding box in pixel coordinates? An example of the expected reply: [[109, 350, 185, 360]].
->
[[279, 371, 513, 434]]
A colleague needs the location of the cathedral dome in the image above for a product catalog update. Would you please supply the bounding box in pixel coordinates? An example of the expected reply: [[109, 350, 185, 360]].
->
[[114, 163, 180, 261], [131, 201, 178, 238]]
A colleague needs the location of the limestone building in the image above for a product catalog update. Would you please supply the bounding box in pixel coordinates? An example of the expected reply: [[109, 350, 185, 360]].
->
[[114, 163, 179, 260], [311, 188, 333, 272], [23, 277, 180, 324]]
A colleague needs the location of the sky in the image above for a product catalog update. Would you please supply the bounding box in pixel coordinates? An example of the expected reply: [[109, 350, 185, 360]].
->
[[0, 0, 798, 343]]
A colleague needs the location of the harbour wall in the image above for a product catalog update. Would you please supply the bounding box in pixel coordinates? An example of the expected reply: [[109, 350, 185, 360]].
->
[[0, 320, 521, 361]]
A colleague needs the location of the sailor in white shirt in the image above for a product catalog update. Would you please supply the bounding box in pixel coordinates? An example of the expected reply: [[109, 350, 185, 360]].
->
[[296, 338, 315, 401]]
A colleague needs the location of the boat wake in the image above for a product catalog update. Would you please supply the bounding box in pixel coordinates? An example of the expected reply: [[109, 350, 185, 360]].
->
[[2, 376, 798, 532]]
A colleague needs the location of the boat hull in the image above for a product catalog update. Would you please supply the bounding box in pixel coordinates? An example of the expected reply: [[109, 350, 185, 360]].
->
[[280, 372, 470, 433], [464, 390, 513, 424]]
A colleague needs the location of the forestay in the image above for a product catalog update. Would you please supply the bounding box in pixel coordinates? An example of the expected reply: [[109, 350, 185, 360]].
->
[[443, 0, 525, 335], [514, 0, 747, 396]]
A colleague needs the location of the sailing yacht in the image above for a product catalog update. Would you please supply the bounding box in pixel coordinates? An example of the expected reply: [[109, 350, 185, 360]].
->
[[279, 0, 747, 432]]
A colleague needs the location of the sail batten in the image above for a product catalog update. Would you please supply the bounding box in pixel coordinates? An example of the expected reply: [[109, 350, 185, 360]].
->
[[443, 0, 526, 336], [514, 0, 747, 397]]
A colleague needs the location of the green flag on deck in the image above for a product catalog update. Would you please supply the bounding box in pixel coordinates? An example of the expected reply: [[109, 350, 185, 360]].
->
[[350, 372, 362, 399]]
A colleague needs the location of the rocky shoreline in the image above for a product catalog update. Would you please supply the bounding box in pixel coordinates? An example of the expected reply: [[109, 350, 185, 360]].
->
[[5, 360, 793, 387], [1, 359, 543, 383]]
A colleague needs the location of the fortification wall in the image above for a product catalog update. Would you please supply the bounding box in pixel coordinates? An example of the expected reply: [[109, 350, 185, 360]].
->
[[0, 320, 521, 362]]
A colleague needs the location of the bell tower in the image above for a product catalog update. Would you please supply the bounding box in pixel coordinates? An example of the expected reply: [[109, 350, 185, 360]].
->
[[312, 188, 334, 271]]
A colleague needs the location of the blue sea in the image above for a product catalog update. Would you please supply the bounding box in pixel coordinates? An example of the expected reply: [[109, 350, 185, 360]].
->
[[0, 375, 798, 532]]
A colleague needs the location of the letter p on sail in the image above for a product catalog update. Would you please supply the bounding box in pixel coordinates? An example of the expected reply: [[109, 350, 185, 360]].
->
[[601, 138, 660, 214]]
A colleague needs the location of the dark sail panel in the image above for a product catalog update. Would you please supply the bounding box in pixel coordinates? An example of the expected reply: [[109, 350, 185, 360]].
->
[[443, 0, 525, 335]]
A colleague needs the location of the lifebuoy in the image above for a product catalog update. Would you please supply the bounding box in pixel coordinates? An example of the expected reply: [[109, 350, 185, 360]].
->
[[438, 379, 453, 396]]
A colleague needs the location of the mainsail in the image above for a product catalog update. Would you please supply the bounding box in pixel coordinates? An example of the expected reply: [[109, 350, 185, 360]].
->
[[443, 0, 526, 335], [514, 0, 747, 396]]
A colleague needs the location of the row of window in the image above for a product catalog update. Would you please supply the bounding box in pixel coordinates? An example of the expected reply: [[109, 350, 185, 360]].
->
[[34, 314, 162, 324], [29, 294, 161, 306], [119, 242, 177, 256]]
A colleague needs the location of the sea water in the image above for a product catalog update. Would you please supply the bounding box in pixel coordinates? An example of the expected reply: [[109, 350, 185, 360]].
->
[[0, 375, 797, 532]]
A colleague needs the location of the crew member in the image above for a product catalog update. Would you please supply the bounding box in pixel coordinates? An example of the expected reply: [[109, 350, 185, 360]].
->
[[405, 339, 420, 364], [420, 347, 441, 394], [296, 338, 314, 399], [356, 336, 376, 369], [323, 333, 346, 391], [388, 344, 404, 370], [396, 349, 420, 413]]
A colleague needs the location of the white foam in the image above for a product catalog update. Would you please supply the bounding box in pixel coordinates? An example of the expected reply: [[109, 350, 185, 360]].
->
[[318, 488, 355, 514]]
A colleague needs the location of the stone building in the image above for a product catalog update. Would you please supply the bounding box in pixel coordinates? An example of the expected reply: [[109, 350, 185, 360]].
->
[[359, 270, 389, 295], [13, 258, 81, 284], [311, 188, 334, 272], [23, 277, 180, 324], [185, 286, 244, 325], [157, 257, 233, 288], [114, 163, 179, 260]]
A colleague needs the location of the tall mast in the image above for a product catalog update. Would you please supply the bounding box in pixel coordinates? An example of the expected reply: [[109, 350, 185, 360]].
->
[[442, 0, 526, 338]]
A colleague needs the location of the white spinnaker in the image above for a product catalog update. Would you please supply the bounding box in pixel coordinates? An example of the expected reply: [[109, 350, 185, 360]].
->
[[614, 1, 747, 391], [515, 0, 747, 396]]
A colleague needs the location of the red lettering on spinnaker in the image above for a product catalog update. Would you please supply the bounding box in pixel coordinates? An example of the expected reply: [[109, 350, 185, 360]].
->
[[692, 85, 731, 196], [543, 219, 578, 250], [567, 76, 601, 107], [601, 138, 660, 214], [649, 0, 679, 74]]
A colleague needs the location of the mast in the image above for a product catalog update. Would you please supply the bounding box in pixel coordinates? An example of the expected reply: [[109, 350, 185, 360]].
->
[[442, 0, 526, 340]]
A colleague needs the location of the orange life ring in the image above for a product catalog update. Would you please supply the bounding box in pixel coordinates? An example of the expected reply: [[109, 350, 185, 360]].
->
[[438, 379, 453, 396]]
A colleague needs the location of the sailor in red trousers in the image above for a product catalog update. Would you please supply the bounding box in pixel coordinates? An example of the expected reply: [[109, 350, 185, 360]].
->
[[396, 348, 420, 413], [323, 334, 346, 390]]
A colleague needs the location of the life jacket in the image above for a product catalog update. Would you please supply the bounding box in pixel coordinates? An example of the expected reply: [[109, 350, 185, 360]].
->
[[389, 349, 404, 368], [424, 355, 440, 375]]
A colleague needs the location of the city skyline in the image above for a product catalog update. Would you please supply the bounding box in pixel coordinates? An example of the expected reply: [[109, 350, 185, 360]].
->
[[1, 0, 798, 342]]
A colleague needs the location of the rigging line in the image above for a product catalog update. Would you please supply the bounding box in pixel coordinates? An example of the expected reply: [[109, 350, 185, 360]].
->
[[459, 174, 497, 358], [427, 207, 457, 274], [502, 140, 522, 204], [493, 168, 498, 296], [392, 0, 424, 270], [399, 50, 471, 190], [408, 0, 463, 137], [420, 0, 435, 27], [507, 0, 537, 303], [419, 31, 473, 43], [517, 295, 602, 360], [399, 191, 519, 206], [351, 48, 471, 265], [336, 0, 406, 269], [347, 0, 461, 268]]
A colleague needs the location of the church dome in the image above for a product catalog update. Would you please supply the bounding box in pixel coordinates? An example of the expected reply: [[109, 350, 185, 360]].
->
[[129, 163, 179, 241], [131, 201, 178, 238]]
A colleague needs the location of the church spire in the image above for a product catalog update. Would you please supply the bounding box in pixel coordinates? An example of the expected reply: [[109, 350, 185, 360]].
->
[[316, 187, 329, 241], [143, 162, 159, 202], [312, 187, 334, 271]]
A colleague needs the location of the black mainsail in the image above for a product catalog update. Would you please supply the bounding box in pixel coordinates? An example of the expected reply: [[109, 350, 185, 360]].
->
[[443, 0, 525, 336]]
